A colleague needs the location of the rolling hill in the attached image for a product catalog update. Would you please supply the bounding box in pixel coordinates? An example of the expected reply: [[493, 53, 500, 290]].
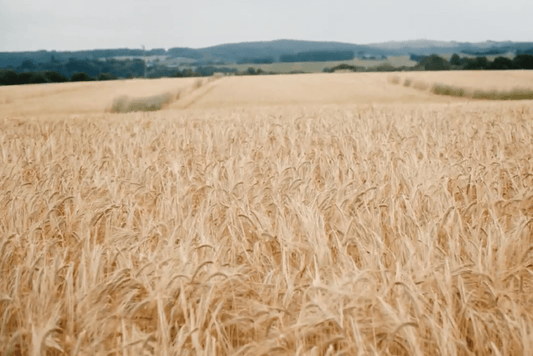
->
[[1, 39, 533, 68]]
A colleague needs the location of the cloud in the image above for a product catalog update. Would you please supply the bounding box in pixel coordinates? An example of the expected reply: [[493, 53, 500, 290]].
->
[[1, 0, 532, 51]]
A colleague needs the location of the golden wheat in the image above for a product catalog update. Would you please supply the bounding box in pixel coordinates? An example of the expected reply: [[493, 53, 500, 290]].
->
[[169, 73, 456, 110], [390, 70, 533, 93], [0, 78, 201, 118], [1, 73, 533, 355]]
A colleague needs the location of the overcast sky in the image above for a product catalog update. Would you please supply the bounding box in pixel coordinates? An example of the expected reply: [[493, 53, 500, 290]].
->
[[1, 0, 532, 52]]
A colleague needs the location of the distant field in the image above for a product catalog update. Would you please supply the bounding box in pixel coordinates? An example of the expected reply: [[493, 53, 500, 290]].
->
[[0, 77, 201, 117], [2, 71, 533, 118], [392, 70, 533, 91], [0, 72, 466, 118], [189, 53, 516, 74], [203, 55, 418, 73], [169, 72, 459, 110], [439, 52, 516, 61]]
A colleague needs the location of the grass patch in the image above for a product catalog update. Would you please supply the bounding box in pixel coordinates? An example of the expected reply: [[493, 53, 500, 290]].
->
[[432, 83, 467, 97], [403, 78, 412, 87], [472, 88, 533, 100], [431, 83, 533, 101], [110, 93, 174, 113]]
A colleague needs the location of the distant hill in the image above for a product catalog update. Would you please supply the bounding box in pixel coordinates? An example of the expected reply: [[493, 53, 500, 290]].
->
[[198, 39, 377, 61], [1, 39, 533, 68], [368, 40, 462, 50], [366, 39, 533, 56]]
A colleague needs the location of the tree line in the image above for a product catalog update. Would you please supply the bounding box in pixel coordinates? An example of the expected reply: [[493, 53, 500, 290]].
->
[[325, 53, 533, 72], [237, 57, 275, 64], [0, 48, 201, 67], [279, 50, 355, 63], [416, 53, 533, 70], [0, 66, 240, 86], [0, 56, 242, 86], [2, 53, 533, 86]]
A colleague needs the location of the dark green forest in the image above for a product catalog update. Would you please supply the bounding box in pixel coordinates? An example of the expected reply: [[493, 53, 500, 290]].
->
[[2, 39, 533, 68], [0, 48, 176, 68], [322, 54, 533, 72], [0, 56, 242, 85], [1, 53, 533, 86], [279, 50, 355, 62]]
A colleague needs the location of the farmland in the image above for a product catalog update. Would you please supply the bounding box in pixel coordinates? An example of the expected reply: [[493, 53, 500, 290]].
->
[[1, 72, 533, 355], [0, 78, 203, 118], [163, 53, 516, 74], [202, 55, 418, 74], [391, 70, 533, 92]]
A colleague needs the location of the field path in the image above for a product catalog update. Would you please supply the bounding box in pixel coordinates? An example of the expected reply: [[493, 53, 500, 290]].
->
[[178, 72, 464, 110], [166, 77, 224, 110]]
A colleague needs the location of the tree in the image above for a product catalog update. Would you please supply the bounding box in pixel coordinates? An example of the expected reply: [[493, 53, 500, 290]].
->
[[16, 72, 34, 84], [70, 72, 94, 82], [27, 72, 50, 84], [19, 59, 36, 71], [44, 71, 69, 83], [463, 56, 489, 70], [180, 69, 196, 77], [513, 54, 533, 69], [65, 59, 99, 77], [409, 54, 427, 62], [167, 47, 203, 59], [237, 57, 274, 64], [97, 72, 118, 81], [279, 50, 354, 63], [450, 53, 461, 66], [0, 69, 19, 85], [517, 48, 533, 55], [490, 57, 519, 70], [420, 55, 451, 71]]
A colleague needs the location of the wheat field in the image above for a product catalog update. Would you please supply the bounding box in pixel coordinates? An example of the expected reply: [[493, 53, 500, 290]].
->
[[1, 73, 533, 355], [167, 73, 463, 110], [0, 78, 203, 118], [393, 70, 533, 92]]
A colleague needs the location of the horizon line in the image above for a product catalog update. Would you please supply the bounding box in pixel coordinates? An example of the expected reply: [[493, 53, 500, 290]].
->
[[1, 38, 531, 54]]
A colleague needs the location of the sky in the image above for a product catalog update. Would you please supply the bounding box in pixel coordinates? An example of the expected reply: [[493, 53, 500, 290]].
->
[[1, 0, 532, 52]]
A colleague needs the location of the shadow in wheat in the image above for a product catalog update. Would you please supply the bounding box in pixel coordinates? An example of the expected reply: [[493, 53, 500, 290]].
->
[[110, 93, 175, 113]]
